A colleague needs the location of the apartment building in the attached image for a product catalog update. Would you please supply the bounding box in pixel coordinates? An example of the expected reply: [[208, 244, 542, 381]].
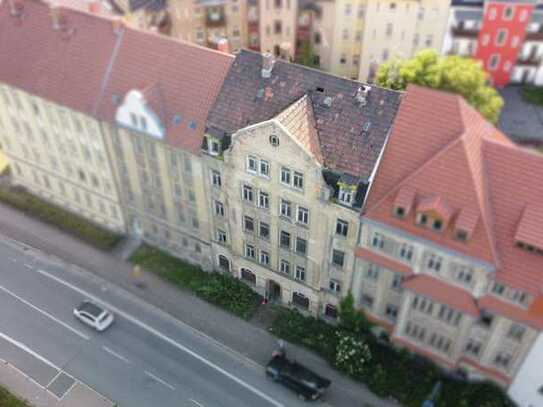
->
[[354, 85, 543, 397], [203, 51, 401, 313], [443, 0, 543, 86], [357, 0, 451, 82], [258, 0, 298, 59]]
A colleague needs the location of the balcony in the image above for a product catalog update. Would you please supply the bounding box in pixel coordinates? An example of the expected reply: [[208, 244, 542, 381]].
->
[[206, 6, 225, 27], [451, 27, 479, 39]]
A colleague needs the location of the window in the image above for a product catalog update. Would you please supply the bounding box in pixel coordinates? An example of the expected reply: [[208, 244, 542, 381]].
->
[[336, 219, 348, 237], [211, 170, 221, 187], [405, 322, 426, 341], [496, 29, 507, 46], [244, 216, 255, 232], [245, 243, 256, 259], [258, 191, 270, 209], [209, 139, 220, 155], [464, 339, 482, 357], [391, 273, 403, 291], [269, 135, 280, 146], [394, 206, 406, 218], [241, 268, 256, 285], [215, 201, 225, 216], [503, 6, 513, 20], [427, 254, 443, 272], [412, 296, 434, 315], [344, 3, 351, 15], [247, 155, 258, 173], [259, 222, 270, 240], [494, 352, 511, 369], [280, 231, 291, 249], [488, 54, 500, 71], [295, 266, 306, 281], [479, 311, 494, 328], [429, 334, 451, 354], [507, 324, 526, 341], [455, 229, 468, 241], [292, 292, 309, 309], [324, 304, 337, 319], [385, 23, 392, 36], [361, 294, 374, 308], [280, 199, 292, 218], [218, 255, 230, 271], [342, 29, 349, 40], [454, 265, 473, 285], [274, 0, 281, 8], [438, 305, 462, 326], [399, 243, 413, 261], [280, 260, 290, 274], [274, 20, 282, 34], [371, 232, 385, 249], [492, 282, 505, 295], [416, 213, 428, 226], [260, 250, 270, 266], [329, 280, 341, 293], [340, 54, 347, 64], [280, 167, 291, 185], [297, 206, 309, 225], [243, 185, 254, 202], [217, 229, 227, 243], [332, 250, 345, 268], [293, 172, 304, 190], [338, 187, 353, 205], [295, 237, 307, 255], [314, 32, 321, 44], [432, 218, 443, 231], [385, 304, 398, 321], [260, 160, 270, 177], [366, 263, 380, 280], [192, 217, 199, 229]]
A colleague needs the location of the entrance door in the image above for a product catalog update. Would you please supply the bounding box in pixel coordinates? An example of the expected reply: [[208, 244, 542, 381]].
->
[[266, 280, 281, 303]]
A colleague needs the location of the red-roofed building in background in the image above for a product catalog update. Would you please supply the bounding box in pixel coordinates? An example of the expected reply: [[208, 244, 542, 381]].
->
[[354, 85, 543, 402]]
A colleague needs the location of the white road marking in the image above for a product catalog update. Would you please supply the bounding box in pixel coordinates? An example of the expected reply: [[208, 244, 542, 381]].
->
[[46, 370, 63, 387], [24, 264, 33, 270], [144, 370, 175, 390], [35, 268, 285, 407], [102, 346, 131, 364], [0, 331, 59, 370], [189, 399, 205, 407], [0, 284, 90, 341]]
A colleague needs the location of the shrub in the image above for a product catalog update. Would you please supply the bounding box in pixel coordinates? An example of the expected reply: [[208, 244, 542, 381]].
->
[[338, 292, 370, 335], [334, 331, 371, 377]]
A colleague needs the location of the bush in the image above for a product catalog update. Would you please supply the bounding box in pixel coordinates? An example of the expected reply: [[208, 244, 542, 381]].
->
[[0, 385, 31, 407], [522, 86, 543, 106], [334, 331, 371, 377], [130, 245, 261, 319], [0, 185, 122, 250], [338, 292, 370, 335]]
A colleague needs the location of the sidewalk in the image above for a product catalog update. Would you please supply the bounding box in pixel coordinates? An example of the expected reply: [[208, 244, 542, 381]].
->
[[0, 202, 399, 407], [0, 359, 114, 407]]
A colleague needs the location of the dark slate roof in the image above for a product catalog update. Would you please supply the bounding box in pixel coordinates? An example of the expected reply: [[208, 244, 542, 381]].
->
[[129, 0, 165, 12], [206, 50, 402, 180]]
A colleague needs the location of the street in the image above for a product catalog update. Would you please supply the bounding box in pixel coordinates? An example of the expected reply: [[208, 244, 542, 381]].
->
[[0, 239, 316, 407]]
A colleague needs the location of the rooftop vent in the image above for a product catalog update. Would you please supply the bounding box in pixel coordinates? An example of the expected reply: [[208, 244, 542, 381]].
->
[[261, 52, 275, 79], [322, 96, 332, 107], [355, 85, 371, 105]]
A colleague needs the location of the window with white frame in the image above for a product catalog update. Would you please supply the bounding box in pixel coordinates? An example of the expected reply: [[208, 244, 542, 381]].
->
[[492, 282, 505, 296], [280, 199, 292, 218], [214, 201, 225, 216], [295, 237, 307, 256], [336, 219, 348, 237], [295, 266, 306, 281], [260, 250, 270, 266], [412, 295, 434, 315], [385, 304, 398, 320], [494, 352, 511, 369], [437, 304, 462, 326], [426, 254, 443, 272], [244, 216, 255, 232], [280, 260, 290, 274], [292, 292, 309, 309], [338, 187, 353, 205], [329, 280, 341, 293], [280, 167, 291, 185], [453, 264, 473, 285], [332, 249, 345, 268], [209, 138, 221, 155], [399, 243, 414, 261], [260, 160, 270, 177], [217, 229, 227, 243], [496, 28, 508, 46], [391, 273, 403, 291], [404, 321, 426, 342], [464, 338, 482, 357], [258, 191, 270, 209], [371, 232, 385, 249], [243, 185, 254, 202], [507, 323, 526, 341], [245, 243, 256, 259], [211, 170, 221, 187], [247, 155, 258, 173], [366, 263, 380, 280], [280, 231, 291, 248], [297, 206, 309, 225], [428, 333, 452, 354], [293, 171, 304, 190]]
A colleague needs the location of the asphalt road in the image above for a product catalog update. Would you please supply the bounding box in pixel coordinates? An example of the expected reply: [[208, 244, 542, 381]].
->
[[0, 239, 320, 407]]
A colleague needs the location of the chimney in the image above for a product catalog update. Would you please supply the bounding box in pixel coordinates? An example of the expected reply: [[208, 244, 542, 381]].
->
[[261, 52, 275, 79], [355, 85, 371, 105], [217, 38, 230, 54], [88, 1, 101, 14], [50, 6, 64, 30]]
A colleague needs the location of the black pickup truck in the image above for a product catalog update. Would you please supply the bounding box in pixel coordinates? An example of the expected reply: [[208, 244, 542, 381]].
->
[[265, 350, 331, 401]]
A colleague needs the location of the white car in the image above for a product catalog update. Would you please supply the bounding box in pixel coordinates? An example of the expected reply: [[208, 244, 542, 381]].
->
[[73, 300, 114, 332]]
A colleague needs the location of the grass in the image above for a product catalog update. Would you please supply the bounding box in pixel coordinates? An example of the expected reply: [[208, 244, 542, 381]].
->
[[521, 85, 543, 106], [130, 245, 261, 319], [0, 185, 122, 251], [0, 385, 32, 407]]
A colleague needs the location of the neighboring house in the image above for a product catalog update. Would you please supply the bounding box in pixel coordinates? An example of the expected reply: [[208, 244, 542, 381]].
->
[[355, 85, 543, 396], [258, 0, 298, 59], [443, 0, 543, 86], [108, 0, 169, 33], [203, 50, 401, 314]]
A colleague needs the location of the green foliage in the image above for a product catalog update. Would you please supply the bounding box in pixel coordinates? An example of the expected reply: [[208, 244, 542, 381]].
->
[[376, 49, 504, 124], [130, 245, 261, 319], [522, 85, 543, 106], [0, 385, 31, 407], [338, 291, 370, 335], [0, 185, 121, 250], [296, 40, 318, 68], [269, 307, 514, 407]]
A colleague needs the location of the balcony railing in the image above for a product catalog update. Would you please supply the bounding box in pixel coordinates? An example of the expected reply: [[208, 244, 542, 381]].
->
[[451, 27, 479, 38]]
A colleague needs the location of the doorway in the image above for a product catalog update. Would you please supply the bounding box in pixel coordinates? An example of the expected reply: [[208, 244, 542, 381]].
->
[[266, 280, 282, 303]]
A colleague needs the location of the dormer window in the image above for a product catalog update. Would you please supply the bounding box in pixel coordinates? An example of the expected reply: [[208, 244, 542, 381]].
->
[[492, 282, 505, 296], [338, 187, 353, 205], [432, 218, 443, 231], [455, 229, 468, 242], [210, 138, 220, 156], [416, 213, 428, 226], [393, 206, 406, 218]]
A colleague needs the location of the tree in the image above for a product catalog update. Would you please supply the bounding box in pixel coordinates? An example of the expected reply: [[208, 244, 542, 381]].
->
[[296, 40, 318, 69], [376, 49, 504, 124], [338, 291, 370, 335]]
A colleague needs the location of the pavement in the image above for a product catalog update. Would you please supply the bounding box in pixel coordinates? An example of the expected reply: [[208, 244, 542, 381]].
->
[[0, 201, 399, 407], [498, 86, 543, 146]]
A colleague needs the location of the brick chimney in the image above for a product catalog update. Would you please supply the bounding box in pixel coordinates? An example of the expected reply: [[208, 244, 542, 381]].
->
[[88, 1, 101, 14], [261, 52, 275, 79], [217, 38, 230, 54]]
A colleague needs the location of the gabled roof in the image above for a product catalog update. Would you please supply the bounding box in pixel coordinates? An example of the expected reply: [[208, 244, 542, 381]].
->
[[364, 84, 543, 297], [206, 50, 402, 180], [274, 95, 323, 164], [0, 0, 233, 154]]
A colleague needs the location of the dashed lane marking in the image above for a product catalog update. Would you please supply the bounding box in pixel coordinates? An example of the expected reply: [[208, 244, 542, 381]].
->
[[102, 346, 132, 365], [144, 370, 175, 390]]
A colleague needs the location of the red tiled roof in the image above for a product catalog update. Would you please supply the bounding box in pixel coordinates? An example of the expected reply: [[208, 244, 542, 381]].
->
[[393, 186, 416, 215], [355, 247, 413, 275], [514, 205, 543, 250], [0, 0, 233, 154], [417, 195, 455, 223], [402, 274, 479, 317], [455, 207, 479, 237], [478, 294, 543, 330], [275, 95, 323, 164]]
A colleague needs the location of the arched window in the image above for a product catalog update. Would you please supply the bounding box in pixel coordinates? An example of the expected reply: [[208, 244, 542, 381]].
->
[[218, 255, 230, 272], [240, 268, 256, 286]]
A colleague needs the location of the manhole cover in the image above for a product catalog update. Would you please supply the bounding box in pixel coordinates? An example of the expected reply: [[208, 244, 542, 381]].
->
[[48, 372, 75, 398]]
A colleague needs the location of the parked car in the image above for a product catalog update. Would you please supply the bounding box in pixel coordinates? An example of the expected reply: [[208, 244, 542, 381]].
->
[[73, 300, 114, 331], [265, 349, 331, 401]]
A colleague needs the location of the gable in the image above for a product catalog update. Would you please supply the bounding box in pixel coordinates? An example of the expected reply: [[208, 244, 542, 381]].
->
[[115, 89, 164, 138]]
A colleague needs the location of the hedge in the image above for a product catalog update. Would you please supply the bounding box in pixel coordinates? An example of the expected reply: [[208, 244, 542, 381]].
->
[[0, 185, 122, 250], [0, 385, 31, 407], [130, 245, 261, 319]]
